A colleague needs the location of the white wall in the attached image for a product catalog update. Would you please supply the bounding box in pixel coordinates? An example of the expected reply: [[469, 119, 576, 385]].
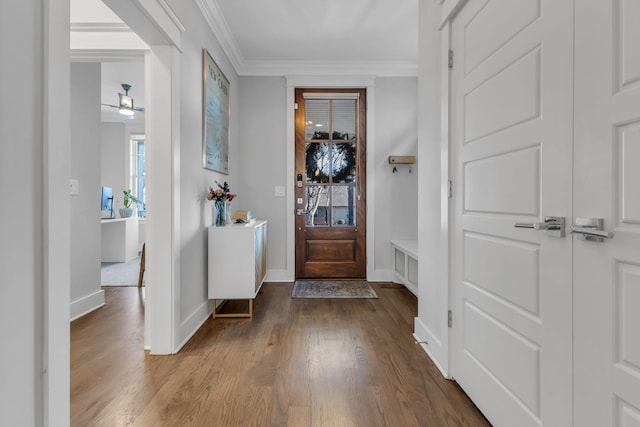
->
[[70, 62, 105, 319], [0, 0, 71, 424], [236, 76, 418, 280], [165, 0, 241, 344], [373, 78, 419, 272], [0, 3, 45, 423], [414, 0, 450, 376], [237, 76, 288, 272], [101, 122, 128, 211]]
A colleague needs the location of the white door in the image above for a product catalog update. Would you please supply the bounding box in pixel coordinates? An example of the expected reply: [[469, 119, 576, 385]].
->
[[450, 0, 574, 425], [574, 1, 640, 425]]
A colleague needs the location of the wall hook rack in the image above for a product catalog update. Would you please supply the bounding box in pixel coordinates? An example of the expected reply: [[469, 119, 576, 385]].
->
[[388, 155, 415, 174]]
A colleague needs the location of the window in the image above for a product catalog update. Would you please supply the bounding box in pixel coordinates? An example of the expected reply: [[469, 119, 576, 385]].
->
[[130, 135, 145, 217]]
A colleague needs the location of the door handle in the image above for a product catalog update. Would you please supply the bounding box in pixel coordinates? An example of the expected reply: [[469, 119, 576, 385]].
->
[[571, 218, 613, 242], [514, 216, 566, 237]]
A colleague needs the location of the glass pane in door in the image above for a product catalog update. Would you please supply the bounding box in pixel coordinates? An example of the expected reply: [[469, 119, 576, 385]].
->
[[305, 185, 330, 226], [305, 142, 330, 183], [332, 185, 356, 226], [331, 142, 356, 183], [331, 99, 356, 139], [305, 99, 329, 139]]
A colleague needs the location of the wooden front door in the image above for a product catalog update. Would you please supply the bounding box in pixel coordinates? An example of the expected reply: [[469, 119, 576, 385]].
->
[[294, 88, 366, 279]]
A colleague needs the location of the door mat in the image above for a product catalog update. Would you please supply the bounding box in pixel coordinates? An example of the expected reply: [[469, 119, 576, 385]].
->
[[292, 280, 378, 299]]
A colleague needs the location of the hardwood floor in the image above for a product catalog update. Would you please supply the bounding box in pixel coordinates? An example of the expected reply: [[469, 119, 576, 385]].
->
[[71, 284, 490, 426]]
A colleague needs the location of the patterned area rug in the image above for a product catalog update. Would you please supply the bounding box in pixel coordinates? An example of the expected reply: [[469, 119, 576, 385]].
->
[[292, 280, 378, 299]]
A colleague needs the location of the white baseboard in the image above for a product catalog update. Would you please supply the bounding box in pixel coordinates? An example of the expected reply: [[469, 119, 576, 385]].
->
[[265, 269, 294, 282], [176, 299, 212, 353], [70, 289, 105, 321], [403, 281, 418, 296], [367, 269, 394, 282], [414, 316, 449, 378]]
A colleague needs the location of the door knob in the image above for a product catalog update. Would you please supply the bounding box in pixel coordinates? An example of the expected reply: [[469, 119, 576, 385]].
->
[[514, 216, 566, 237], [571, 218, 613, 242]]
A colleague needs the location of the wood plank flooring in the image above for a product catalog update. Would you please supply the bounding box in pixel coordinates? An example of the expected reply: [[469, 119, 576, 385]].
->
[[71, 283, 490, 426]]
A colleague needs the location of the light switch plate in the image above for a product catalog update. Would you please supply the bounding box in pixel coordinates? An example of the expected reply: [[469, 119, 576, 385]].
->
[[69, 179, 79, 195], [274, 185, 285, 197]]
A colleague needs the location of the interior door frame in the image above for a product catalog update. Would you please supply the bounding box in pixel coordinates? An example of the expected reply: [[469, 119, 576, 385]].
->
[[285, 77, 377, 282]]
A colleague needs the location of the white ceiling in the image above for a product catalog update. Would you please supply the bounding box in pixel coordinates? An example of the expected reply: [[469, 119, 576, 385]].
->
[[205, 0, 419, 75], [72, 0, 419, 123], [213, 0, 418, 63]]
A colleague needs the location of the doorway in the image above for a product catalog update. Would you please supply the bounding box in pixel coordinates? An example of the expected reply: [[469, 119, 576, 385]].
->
[[294, 88, 367, 278]]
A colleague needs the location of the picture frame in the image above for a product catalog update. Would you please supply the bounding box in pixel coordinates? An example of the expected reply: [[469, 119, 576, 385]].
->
[[202, 48, 230, 174]]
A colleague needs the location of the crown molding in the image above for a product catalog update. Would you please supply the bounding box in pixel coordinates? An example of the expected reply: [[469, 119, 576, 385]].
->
[[244, 60, 418, 78], [286, 75, 377, 88], [194, 0, 244, 73], [155, 0, 186, 32], [194, 0, 417, 77]]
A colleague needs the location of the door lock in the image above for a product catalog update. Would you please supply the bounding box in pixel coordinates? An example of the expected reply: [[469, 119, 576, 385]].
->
[[514, 216, 566, 238]]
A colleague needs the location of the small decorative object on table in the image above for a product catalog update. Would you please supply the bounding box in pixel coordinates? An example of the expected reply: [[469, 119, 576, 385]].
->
[[207, 181, 236, 226]]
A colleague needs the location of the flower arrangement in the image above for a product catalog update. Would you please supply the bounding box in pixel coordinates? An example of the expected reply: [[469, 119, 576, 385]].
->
[[207, 181, 236, 202], [208, 181, 236, 226]]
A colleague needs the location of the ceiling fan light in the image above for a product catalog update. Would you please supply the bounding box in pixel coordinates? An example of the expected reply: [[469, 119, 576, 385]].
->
[[119, 107, 135, 116]]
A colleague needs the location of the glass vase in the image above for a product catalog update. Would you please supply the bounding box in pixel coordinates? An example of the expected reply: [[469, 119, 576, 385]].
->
[[213, 200, 226, 227], [225, 201, 233, 225]]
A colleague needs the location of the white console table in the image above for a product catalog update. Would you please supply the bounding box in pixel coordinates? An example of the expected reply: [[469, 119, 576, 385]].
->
[[101, 218, 139, 263], [208, 221, 267, 318]]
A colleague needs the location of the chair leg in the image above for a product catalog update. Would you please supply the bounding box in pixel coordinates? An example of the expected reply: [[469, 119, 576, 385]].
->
[[138, 243, 145, 287]]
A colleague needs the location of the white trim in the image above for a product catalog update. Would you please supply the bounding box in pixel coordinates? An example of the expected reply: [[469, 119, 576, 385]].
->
[[367, 269, 394, 283], [440, 0, 469, 28], [193, 0, 417, 78], [287, 76, 376, 88], [413, 323, 450, 378], [144, 45, 182, 355], [70, 290, 106, 321], [439, 21, 453, 376], [176, 300, 212, 352], [285, 76, 376, 282], [243, 61, 418, 78], [194, 0, 244, 73], [106, 0, 185, 355], [265, 269, 294, 282], [103, 0, 184, 51], [303, 92, 360, 100], [414, 0, 451, 379], [70, 22, 131, 32], [155, 0, 186, 32], [44, 0, 71, 423], [70, 49, 146, 62]]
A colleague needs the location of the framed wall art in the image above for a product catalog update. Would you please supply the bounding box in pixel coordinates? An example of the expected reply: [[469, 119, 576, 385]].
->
[[202, 48, 230, 174]]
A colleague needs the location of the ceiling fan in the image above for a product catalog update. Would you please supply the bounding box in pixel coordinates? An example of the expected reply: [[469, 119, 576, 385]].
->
[[102, 83, 145, 117]]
